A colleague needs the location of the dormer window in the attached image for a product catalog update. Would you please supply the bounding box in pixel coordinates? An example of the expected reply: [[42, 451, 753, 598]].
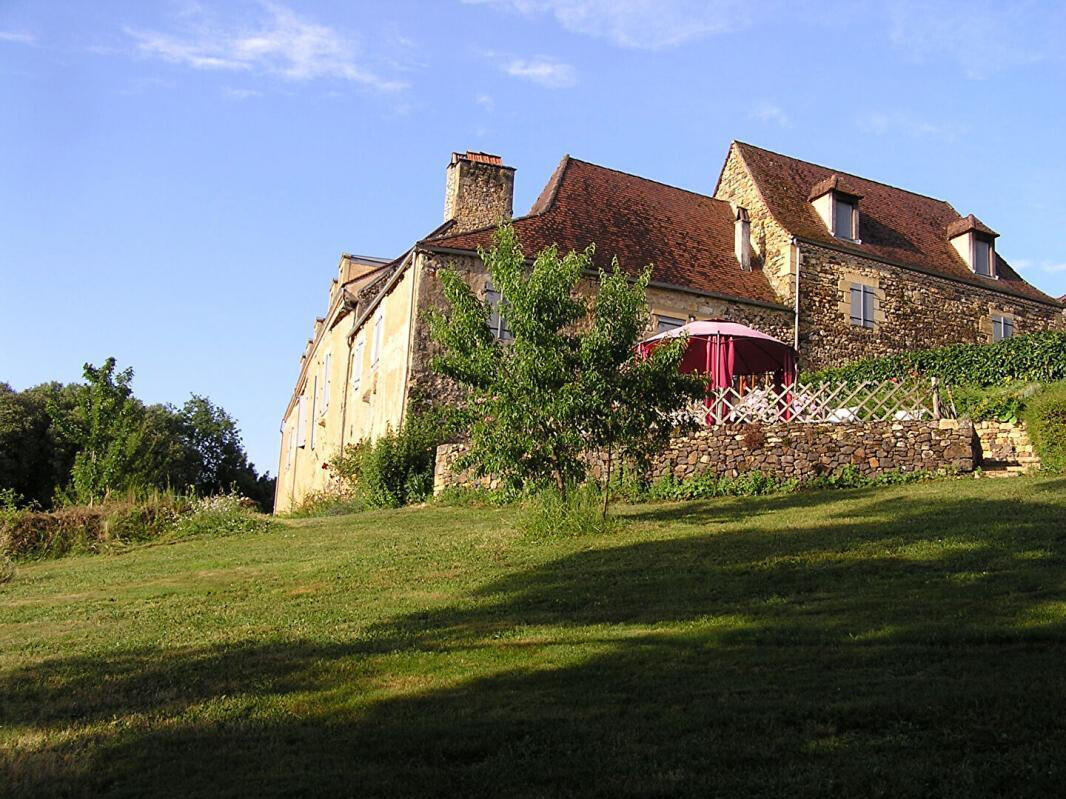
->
[[973, 237, 993, 277], [809, 174, 862, 243], [948, 214, 999, 279], [833, 196, 857, 241]]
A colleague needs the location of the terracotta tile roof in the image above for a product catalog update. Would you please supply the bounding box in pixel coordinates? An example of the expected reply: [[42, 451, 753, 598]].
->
[[423, 156, 785, 307], [946, 213, 998, 239], [732, 141, 1059, 306], [808, 174, 864, 201]]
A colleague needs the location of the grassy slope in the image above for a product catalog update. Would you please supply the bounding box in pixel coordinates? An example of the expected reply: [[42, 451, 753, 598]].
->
[[2, 476, 1066, 798]]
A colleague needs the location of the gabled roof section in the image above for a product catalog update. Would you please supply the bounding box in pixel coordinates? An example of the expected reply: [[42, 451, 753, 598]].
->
[[423, 156, 785, 307], [946, 213, 998, 239], [734, 141, 1060, 306]]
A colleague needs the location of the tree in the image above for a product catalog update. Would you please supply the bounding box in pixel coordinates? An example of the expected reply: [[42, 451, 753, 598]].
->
[[53, 358, 155, 504], [573, 267, 705, 517], [428, 224, 704, 504]]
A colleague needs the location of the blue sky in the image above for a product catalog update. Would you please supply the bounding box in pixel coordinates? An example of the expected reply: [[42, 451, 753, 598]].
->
[[3, 0, 1065, 475]]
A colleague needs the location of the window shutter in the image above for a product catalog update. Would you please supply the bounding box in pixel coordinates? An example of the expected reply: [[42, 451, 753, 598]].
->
[[310, 376, 318, 449], [862, 286, 875, 329], [1004, 318, 1014, 338], [322, 353, 332, 413], [352, 340, 364, 392], [849, 285, 862, 325], [297, 395, 307, 447]]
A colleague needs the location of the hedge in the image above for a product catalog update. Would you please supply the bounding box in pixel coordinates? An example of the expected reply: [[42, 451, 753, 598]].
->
[[804, 331, 1066, 387], [1021, 382, 1066, 473]]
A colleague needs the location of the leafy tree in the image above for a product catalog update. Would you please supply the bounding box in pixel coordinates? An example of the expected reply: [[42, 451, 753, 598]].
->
[[428, 224, 704, 505], [52, 358, 156, 504], [573, 267, 705, 517]]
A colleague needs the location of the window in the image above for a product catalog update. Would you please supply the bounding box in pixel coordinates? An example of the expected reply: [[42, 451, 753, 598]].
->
[[296, 395, 308, 447], [834, 197, 856, 240], [351, 338, 364, 393], [309, 376, 318, 449], [849, 283, 876, 328], [992, 315, 1015, 341], [656, 315, 685, 334], [485, 282, 512, 340], [320, 352, 331, 414], [973, 238, 993, 277], [371, 308, 384, 366]]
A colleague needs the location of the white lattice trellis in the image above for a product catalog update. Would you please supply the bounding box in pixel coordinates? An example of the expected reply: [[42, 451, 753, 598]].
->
[[685, 378, 948, 426]]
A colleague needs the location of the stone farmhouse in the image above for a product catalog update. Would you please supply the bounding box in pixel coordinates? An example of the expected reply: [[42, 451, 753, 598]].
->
[[274, 142, 1064, 512]]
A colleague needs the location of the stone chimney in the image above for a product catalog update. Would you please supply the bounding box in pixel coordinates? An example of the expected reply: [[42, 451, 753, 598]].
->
[[734, 206, 751, 270], [443, 151, 515, 234]]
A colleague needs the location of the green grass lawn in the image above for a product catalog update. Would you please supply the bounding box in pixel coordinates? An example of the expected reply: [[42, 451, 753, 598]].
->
[[3, 476, 1066, 797]]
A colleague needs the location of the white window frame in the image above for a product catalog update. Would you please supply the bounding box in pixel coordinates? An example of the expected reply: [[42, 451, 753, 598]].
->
[[351, 338, 365, 393], [371, 308, 384, 367], [849, 283, 876, 329], [992, 315, 1015, 341]]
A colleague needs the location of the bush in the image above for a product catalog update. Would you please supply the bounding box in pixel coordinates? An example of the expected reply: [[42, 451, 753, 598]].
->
[[518, 485, 620, 538], [646, 470, 797, 501], [170, 492, 273, 539], [287, 489, 367, 518], [0, 554, 14, 584], [329, 406, 464, 510], [805, 331, 1066, 387], [0, 490, 271, 559], [1022, 382, 1066, 474]]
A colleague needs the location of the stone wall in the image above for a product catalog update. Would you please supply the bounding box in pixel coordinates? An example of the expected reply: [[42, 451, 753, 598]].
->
[[434, 419, 976, 493], [973, 421, 1041, 474], [797, 243, 1064, 371], [714, 144, 795, 301]]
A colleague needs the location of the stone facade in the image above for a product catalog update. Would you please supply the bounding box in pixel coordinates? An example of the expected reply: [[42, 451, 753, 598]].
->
[[443, 151, 514, 234], [796, 243, 1064, 371], [434, 419, 977, 493], [714, 144, 796, 301], [973, 421, 1041, 474]]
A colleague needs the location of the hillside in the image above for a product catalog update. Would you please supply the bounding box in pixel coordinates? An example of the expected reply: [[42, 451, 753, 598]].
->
[[3, 477, 1066, 797]]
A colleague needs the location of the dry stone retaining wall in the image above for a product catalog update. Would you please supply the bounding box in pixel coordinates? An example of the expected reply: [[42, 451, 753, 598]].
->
[[434, 419, 977, 493], [973, 421, 1041, 474]]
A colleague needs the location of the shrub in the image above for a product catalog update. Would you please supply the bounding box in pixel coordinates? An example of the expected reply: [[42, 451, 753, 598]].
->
[[0, 554, 14, 584], [329, 406, 464, 510], [519, 485, 621, 538], [646, 471, 797, 501], [170, 492, 273, 539], [0, 490, 270, 559], [1022, 381, 1066, 474], [805, 331, 1066, 387], [287, 488, 367, 518]]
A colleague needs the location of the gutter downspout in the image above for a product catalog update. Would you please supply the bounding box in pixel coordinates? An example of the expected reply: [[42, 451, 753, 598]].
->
[[792, 236, 802, 353]]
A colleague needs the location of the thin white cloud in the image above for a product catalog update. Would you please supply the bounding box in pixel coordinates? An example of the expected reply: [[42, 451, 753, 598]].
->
[[0, 30, 35, 45], [466, 0, 754, 50], [475, 92, 495, 111], [222, 87, 263, 100], [502, 57, 576, 88], [886, 0, 1066, 79], [1014, 259, 1066, 274], [750, 102, 790, 128], [125, 3, 406, 91], [857, 111, 965, 142]]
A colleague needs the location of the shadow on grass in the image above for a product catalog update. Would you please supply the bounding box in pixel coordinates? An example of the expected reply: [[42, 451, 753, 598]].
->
[[4, 491, 1066, 797]]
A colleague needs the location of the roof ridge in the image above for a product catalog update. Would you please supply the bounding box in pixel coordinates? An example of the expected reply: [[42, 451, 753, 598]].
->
[[733, 140, 955, 209], [565, 156, 730, 205]]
